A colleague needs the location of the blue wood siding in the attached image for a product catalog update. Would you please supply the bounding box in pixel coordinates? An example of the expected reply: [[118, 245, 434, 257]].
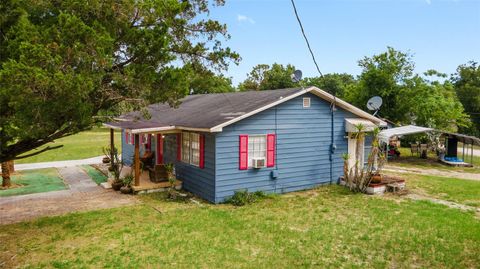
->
[[214, 93, 356, 203], [121, 130, 134, 166], [121, 131, 152, 166], [163, 133, 216, 203]]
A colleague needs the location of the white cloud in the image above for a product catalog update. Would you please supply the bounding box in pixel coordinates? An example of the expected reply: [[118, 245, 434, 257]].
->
[[237, 14, 255, 24]]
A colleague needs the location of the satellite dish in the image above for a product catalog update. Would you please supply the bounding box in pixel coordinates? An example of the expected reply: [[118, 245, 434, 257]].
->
[[291, 70, 303, 83], [367, 96, 383, 116]]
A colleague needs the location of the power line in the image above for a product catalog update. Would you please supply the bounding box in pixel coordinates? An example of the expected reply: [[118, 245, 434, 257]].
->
[[290, 0, 324, 78]]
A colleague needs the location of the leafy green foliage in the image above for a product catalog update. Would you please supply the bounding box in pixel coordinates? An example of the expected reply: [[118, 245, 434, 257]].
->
[[225, 190, 269, 206], [302, 73, 356, 98], [0, 0, 239, 162], [238, 63, 298, 91], [345, 47, 469, 132], [452, 61, 480, 136]]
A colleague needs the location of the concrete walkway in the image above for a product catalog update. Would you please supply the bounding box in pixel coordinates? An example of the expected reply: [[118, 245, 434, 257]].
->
[[0, 166, 137, 225], [9, 156, 105, 171]]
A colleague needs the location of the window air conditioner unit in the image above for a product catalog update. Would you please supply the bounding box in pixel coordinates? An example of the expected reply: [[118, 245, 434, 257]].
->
[[252, 157, 265, 168]]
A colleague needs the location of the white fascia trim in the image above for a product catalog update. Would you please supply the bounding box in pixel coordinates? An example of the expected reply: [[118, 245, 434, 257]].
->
[[177, 126, 212, 132], [102, 123, 124, 130], [307, 86, 387, 126], [130, 126, 211, 134], [130, 126, 175, 134], [209, 88, 310, 132]]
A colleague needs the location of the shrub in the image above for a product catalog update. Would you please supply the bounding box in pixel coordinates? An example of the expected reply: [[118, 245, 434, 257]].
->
[[226, 190, 269, 206]]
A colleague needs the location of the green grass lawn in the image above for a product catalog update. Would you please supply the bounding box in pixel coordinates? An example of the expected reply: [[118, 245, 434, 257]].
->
[[405, 173, 480, 207], [80, 165, 108, 185], [15, 128, 121, 164], [0, 186, 479, 268], [390, 147, 480, 174], [0, 168, 66, 197]]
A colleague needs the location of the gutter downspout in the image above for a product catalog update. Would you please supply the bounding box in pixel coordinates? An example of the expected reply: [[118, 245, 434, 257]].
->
[[330, 96, 336, 184]]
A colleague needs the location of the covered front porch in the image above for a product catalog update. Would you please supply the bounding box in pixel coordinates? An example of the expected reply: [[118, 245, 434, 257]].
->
[[104, 126, 182, 193]]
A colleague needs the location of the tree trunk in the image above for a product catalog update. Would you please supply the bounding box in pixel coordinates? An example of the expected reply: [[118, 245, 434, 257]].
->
[[1, 162, 11, 188], [8, 160, 14, 173]]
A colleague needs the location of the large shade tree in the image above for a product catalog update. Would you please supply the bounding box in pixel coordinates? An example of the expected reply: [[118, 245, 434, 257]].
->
[[452, 61, 480, 136], [0, 0, 239, 186], [346, 47, 469, 131], [238, 63, 297, 91], [345, 47, 415, 123], [302, 73, 356, 99]]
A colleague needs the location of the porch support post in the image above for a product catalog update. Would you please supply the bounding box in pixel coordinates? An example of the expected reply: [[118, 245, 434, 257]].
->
[[110, 128, 115, 169], [462, 142, 465, 161], [471, 143, 474, 165], [134, 134, 140, 186]]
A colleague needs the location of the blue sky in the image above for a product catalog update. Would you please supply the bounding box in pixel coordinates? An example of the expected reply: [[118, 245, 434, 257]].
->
[[208, 0, 480, 86]]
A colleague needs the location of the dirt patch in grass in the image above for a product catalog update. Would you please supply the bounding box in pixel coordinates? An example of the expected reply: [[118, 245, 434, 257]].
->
[[391, 147, 480, 174], [401, 173, 480, 207], [0, 168, 66, 197]]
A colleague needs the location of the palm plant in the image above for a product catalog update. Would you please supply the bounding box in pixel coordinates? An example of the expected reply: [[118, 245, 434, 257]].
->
[[343, 125, 386, 193]]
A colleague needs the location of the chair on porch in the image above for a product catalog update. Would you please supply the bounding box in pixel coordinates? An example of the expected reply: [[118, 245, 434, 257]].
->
[[140, 151, 154, 169], [148, 164, 169, 183]]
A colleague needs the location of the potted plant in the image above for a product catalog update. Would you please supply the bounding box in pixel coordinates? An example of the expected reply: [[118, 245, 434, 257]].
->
[[164, 163, 175, 181], [106, 147, 123, 191], [370, 172, 382, 183], [102, 147, 112, 164], [164, 163, 177, 199], [120, 174, 133, 194]]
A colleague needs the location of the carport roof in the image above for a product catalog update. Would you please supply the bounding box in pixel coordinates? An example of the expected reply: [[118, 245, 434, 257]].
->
[[378, 125, 480, 146]]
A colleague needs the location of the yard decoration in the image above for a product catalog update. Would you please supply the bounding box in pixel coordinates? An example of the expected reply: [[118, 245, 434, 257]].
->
[[343, 125, 386, 193]]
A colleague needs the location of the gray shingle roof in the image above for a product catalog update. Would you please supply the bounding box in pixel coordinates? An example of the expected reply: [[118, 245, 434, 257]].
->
[[106, 88, 303, 131]]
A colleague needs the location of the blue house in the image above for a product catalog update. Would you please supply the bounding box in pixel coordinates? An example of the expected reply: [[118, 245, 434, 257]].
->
[[105, 87, 386, 203]]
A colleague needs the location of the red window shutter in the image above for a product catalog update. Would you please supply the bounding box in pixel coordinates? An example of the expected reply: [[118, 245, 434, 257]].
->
[[156, 134, 163, 164], [131, 132, 134, 144], [199, 134, 205, 169], [239, 135, 248, 170], [125, 131, 130, 145], [267, 134, 276, 167], [176, 133, 182, 161], [147, 134, 152, 150]]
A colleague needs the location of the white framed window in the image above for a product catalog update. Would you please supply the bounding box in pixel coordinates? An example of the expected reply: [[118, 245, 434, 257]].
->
[[141, 134, 148, 145], [181, 132, 200, 166], [190, 133, 200, 166], [303, 97, 311, 108], [248, 135, 266, 167], [182, 132, 190, 163]]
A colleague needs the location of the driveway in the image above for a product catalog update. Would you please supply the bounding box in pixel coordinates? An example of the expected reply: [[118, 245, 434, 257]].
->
[[0, 166, 137, 225], [7, 156, 106, 171]]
